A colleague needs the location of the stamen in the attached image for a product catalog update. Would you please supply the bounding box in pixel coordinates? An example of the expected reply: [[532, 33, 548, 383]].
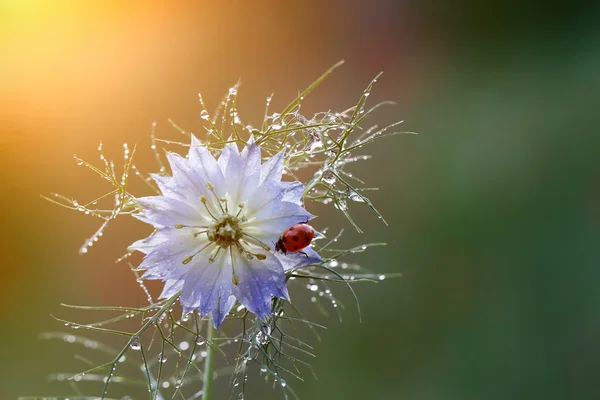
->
[[235, 203, 245, 218], [200, 196, 219, 220], [230, 246, 239, 286], [241, 232, 271, 251], [208, 245, 223, 263], [220, 198, 229, 213], [193, 230, 207, 238], [236, 242, 267, 261], [175, 224, 208, 229], [182, 242, 213, 264], [205, 182, 226, 214]]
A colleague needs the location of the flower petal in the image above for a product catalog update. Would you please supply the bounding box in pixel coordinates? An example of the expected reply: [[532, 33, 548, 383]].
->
[[246, 201, 314, 242], [159, 279, 184, 299], [231, 249, 288, 320], [224, 142, 261, 208], [217, 142, 238, 175], [281, 181, 304, 204], [180, 249, 234, 321], [135, 229, 211, 280], [189, 135, 226, 197], [133, 196, 207, 228], [260, 149, 285, 185], [274, 246, 323, 271]]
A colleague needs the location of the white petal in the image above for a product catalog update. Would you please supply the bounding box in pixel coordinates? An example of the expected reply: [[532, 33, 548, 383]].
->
[[166, 152, 207, 199], [128, 230, 168, 254], [189, 135, 226, 197], [224, 142, 261, 207], [281, 181, 304, 204], [231, 249, 288, 319], [274, 246, 323, 271], [260, 150, 285, 185], [133, 196, 207, 228], [180, 249, 233, 318], [244, 180, 285, 218], [136, 230, 211, 280], [217, 142, 238, 175], [246, 201, 314, 242], [159, 279, 184, 299]]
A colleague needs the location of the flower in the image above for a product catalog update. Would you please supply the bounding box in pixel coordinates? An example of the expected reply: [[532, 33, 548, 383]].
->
[[129, 136, 322, 327]]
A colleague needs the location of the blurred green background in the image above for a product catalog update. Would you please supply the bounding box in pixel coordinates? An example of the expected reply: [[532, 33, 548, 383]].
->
[[1, 1, 600, 399]]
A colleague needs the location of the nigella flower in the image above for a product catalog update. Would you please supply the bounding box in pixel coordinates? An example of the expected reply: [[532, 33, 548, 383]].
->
[[129, 137, 322, 328]]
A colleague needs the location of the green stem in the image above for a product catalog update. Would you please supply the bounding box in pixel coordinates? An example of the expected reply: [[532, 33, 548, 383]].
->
[[202, 318, 215, 400]]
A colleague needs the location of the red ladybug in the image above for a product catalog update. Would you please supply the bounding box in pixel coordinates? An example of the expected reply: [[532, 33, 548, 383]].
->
[[275, 223, 315, 254]]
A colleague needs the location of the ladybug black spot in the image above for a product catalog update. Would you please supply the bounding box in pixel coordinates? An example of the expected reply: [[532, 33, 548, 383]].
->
[[293, 246, 299, 251], [288, 226, 294, 231], [305, 237, 310, 242], [293, 235, 299, 242]]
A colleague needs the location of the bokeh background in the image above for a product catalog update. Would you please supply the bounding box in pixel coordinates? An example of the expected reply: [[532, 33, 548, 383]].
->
[[2, 1, 600, 399]]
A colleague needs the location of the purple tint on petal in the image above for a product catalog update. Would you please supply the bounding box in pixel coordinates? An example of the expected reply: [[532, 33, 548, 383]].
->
[[166, 152, 207, 199], [217, 142, 239, 175], [188, 135, 226, 197], [231, 250, 288, 320], [133, 196, 205, 228], [247, 201, 314, 241], [274, 246, 323, 271], [245, 180, 285, 218], [211, 294, 236, 328], [180, 251, 233, 322], [260, 149, 285, 185], [128, 230, 169, 254], [159, 279, 184, 299], [281, 181, 304, 204]]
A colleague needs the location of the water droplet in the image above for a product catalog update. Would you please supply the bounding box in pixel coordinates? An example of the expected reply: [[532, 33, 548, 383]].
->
[[179, 341, 190, 351], [260, 365, 267, 373], [118, 355, 126, 363], [379, 274, 386, 281], [129, 336, 141, 351], [255, 331, 269, 346], [308, 284, 318, 292], [200, 110, 210, 120], [334, 199, 347, 211], [280, 379, 287, 387], [158, 352, 168, 363], [162, 381, 170, 389], [196, 336, 206, 346], [322, 170, 336, 185], [349, 191, 366, 203], [200, 350, 208, 358]]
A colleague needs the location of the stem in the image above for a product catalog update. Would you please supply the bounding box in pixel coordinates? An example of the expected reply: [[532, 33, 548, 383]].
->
[[202, 318, 215, 400]]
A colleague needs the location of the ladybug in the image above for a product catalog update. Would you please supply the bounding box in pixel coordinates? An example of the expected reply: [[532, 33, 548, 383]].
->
[[275, 223, 315, 255]]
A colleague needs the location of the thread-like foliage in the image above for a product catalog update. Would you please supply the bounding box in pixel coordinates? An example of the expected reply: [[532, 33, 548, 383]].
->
[[29, 62, 407, 400]]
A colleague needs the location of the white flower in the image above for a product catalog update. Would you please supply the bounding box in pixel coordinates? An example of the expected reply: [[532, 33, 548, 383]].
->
[[129, 137, 322, 327]]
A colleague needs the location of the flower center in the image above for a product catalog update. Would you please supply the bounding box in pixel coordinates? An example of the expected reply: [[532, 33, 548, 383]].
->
[[207, 214, 243, 247]]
